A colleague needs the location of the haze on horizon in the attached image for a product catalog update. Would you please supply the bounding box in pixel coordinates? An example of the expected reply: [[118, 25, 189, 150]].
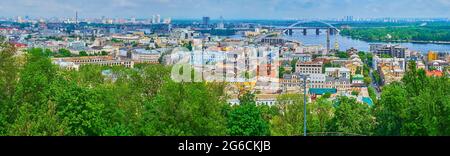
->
[[0, 0, 450, 20]]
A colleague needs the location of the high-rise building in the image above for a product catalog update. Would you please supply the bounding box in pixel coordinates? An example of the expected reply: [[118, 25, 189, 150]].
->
[[428, 51, 439, 62], [156, 14, 161, 24], [202, 17, 210, 26], [344, 16, 354, 22], [152, 15, 156, 24], [217, 16, 224, 29], [370, 44, 410, 58], [17, 16, 23, 23]]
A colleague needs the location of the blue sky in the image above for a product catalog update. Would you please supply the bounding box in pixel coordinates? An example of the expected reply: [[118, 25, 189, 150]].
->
[[0, 0, 450, 19]]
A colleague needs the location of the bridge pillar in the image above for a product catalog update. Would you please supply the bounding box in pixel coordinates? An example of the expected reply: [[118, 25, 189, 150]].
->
[[316, 29, 320, 35], [303, 29, 307, 35], [326, 28, 331, 54], [329, 29, 335, 35], [288, 29, 293, 36]]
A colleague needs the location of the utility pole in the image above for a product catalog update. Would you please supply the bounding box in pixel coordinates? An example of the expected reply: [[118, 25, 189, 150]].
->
[[303, 75, 307, 136]]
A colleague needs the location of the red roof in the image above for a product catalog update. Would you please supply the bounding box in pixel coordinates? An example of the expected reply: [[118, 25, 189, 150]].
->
[[0, 28, 16, 31], [12, 43, 27, 48], [426, 70, 443, 77]]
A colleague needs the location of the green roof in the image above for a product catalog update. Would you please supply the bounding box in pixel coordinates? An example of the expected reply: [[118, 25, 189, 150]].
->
[[353, 74, 364, 80], [309, 88, 337, 95]]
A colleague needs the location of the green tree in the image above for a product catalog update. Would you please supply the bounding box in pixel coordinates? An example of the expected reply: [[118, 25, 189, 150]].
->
[[322, 93, 331, 99], [374, 83, 407, 136], [351, 90, 360, 96], [227, 92, 270, 136], [58, 48, 72, 57], [8, 48, 67, 136], [270, 94, 306, 136], [368, 86, 378, 104], [142, 81, 228, 136], [329, 97, 375, 136], [308, 98, 334, 135], [79, 51, 88, 56], [0, 38, 19, 134], [290, 58, 298, 72], [279, 66, 285, 78], [364, 77, 372, 86]]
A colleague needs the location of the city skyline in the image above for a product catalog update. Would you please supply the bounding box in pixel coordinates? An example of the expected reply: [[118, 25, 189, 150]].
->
[[1, 0, 450, 19]]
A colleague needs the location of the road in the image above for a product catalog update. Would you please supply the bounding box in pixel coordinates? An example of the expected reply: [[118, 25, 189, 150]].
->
[[369, 69, 381, 98]]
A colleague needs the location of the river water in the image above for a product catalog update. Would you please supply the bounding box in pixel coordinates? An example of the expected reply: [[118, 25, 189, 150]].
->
[[284, 29, 450, 53]]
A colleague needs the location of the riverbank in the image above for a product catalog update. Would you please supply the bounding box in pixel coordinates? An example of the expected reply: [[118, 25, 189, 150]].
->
[[340, 35, 450, 45], [284, 31, 450, 53]]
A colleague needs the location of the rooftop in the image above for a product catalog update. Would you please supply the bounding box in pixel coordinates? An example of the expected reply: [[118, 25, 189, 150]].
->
[[426, 70, 444, 77], [309, 88, 337, 95], [134, 48, 160, 54], [325, 67, 351, 72]]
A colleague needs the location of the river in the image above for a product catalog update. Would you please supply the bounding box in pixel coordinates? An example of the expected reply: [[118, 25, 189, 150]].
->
[[284, 29, 450, 53]]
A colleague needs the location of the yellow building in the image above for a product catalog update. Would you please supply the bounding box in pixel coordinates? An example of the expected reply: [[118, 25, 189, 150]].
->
[[428, 51, 438, 62]]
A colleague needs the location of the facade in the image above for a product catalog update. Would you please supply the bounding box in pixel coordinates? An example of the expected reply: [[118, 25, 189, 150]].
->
[[261, 37, 285, 45], [428, 60, 448, 72], [131, 49, 161, 64], [370, 44, 410, 58], [296, 61, 323, 74], [323, 77, 351, 93], [281, 72, 350, 94], [202, 17, 210, 26], [373, 55, 407, 71], [52, 56, 134, 70], [377, 61, 405, 85], [325, 67, 351, 79], [428, 51, 439, 62]]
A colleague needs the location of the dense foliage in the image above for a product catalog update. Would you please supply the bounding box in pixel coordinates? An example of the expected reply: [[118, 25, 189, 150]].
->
[[0, 41, 449, 136], [374, 62, 450, 136], [341, 26, 450, 42]]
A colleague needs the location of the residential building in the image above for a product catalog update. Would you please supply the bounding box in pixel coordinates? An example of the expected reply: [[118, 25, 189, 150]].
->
[[296, 61, 323, 74], [131, 49, 161, 64], [281, 72, 350, 94], [370, 44, 410, 58], [325, 67, 351, 79], [426, 70, 444, 77], [428, 60, 448, 71], [428, 51, 439, 62], [52, 56, 134, 70]]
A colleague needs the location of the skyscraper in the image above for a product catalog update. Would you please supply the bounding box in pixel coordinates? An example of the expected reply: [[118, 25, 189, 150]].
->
[[156, 14, 161, 24], [345, 16, 354, 22], [152, 15, 156, 24], [217, 16, 224, 29], [202, 16, 210, 26]]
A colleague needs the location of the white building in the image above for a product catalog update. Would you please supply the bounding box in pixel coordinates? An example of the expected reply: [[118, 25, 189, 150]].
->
[[296, 61, 323, 74], [325, 67, 351, 79], [131, 49, 161, 64]]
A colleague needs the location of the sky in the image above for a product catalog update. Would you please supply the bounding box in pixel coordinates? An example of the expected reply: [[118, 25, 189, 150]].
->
[[0, 0, 450, 19]]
